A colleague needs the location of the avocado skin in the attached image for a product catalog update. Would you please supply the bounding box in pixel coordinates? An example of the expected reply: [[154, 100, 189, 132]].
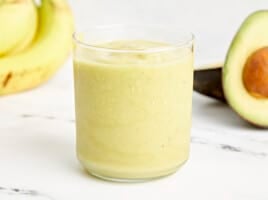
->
[[194, 66, 225, 102]]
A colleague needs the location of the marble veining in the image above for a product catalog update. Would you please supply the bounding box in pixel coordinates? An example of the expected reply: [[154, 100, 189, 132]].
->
[[191, 136, 267, 158], [17, 112, 268, 159], [0, 187, 54, 199], [19, 114, 75, 123]]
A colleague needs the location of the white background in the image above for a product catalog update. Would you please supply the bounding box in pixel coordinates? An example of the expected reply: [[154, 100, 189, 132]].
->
[[69, 0, 268, 66]]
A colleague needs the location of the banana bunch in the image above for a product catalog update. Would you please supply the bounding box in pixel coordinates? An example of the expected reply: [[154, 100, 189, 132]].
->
[[0, 0, 73, 95]]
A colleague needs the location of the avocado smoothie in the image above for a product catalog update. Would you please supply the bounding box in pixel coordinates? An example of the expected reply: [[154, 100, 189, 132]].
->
[[73, 38, 193, 181]]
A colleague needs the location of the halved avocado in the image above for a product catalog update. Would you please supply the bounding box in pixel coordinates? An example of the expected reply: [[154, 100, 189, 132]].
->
[[223, 10, 268, 127]]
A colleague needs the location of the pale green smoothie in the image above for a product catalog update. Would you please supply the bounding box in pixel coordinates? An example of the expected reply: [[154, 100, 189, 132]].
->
[[74, 40, 193, 180]]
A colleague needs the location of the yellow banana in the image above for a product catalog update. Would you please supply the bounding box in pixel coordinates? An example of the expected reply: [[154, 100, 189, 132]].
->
[[0, 0, 38, 56], [0, 0, 74, 95]]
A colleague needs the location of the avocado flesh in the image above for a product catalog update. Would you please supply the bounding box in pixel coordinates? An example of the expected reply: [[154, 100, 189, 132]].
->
[[223, 10, 268, 127]]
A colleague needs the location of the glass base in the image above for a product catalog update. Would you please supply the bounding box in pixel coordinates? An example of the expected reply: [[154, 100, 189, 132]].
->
[[90, 172, 155, 183], [84, 160, 188, 183]]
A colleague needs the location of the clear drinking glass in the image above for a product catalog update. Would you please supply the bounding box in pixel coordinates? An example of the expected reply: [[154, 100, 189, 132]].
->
[[73, 25, 194, 182]]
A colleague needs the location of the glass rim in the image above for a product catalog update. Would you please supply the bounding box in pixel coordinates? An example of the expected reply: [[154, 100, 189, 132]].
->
[[73, 24, 194, 53]]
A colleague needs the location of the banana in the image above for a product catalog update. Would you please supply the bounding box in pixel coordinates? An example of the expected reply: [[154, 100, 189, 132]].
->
[[0, 0, 74, 95], [0, 0, 38, 56]]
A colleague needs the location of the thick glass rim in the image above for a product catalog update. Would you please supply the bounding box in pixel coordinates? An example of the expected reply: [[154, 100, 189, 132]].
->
[[73, 24, 194, 53]]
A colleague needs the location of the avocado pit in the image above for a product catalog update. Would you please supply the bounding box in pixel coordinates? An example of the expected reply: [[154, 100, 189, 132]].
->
[[243, 47, 268, 98]]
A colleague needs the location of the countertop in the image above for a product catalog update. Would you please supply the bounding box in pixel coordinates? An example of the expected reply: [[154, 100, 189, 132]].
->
[[1, 0, 268, 199]]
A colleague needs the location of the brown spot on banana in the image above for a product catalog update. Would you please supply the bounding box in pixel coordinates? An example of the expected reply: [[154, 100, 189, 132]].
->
[[3, 72, 12, 87]]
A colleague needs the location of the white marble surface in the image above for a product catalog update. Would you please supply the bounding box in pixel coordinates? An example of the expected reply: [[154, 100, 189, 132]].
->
[[1, 0, 268, 199]]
